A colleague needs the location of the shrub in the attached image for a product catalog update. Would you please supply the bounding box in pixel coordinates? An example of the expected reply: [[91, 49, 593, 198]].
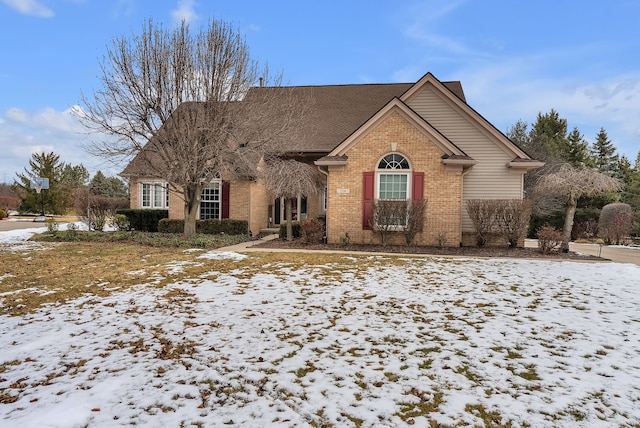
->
[[466, 199, 499, 247], [46, 218, 59, 234], [63, 222, 79, 240], [402, 199, 426, 246], [599, 203, 633, 245], [536, 225, 564, 254], [157, 218, 248, 235], [0, 208, 6, 220], [116, 209, 168, 232], [279, 221, 301, 239], [300, 219, 325, 243], [74, 188, 129, 231], [494, 199, 532, 248], [198, 219, 247, 235], [369, 199, 407, 245], [111, 214, 130, 231]]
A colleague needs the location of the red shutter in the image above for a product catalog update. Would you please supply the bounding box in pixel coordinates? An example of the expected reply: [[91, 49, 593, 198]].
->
[[221, 181, 230, 219], [412, 172, 424, 200], [362, 172, 374, 230]]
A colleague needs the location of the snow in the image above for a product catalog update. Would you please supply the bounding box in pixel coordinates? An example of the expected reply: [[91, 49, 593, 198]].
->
[[1, 230, 640, 427]]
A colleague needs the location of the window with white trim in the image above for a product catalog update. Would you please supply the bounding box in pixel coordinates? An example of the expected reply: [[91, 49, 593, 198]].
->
[[141, 182, 169, 209], [200, 181, 221, 220], [377, 153, 411, 200], [375, 153, 411, 227]]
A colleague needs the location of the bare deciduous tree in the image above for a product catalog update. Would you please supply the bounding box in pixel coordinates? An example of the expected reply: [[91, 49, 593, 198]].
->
[[533, 164, 622, 250], [79, 19, 308, 235], [260, 159, 325, 241]]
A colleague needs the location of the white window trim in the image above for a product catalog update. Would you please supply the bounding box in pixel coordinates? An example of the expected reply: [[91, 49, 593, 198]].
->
[[374, 153, 412, 229], [141, 181, 169, 209], [199, 179, 222, 220]]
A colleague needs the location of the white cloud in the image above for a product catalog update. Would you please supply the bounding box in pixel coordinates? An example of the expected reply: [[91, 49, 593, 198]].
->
[[171, 0, 198, 25], [392, 2, 640, 161], [1, 0, 54, 17], [0, 107, 122, 183]]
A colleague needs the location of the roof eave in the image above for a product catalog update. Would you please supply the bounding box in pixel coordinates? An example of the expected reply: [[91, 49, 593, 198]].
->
[[442, 158, 478, 167], [506, 160, 546, 170]]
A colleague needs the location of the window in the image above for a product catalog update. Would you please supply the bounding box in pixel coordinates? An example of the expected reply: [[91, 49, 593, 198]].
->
[[200, 181, 221, 220], [141, 182, 168, 209], [362, 154, 424, 231], [376, 153, 411, 200], [375, 153, 411, 227]]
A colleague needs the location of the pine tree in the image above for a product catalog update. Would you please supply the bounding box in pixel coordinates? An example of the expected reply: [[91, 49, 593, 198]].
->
[[566, 127, 594, 167], [13, 152, 68, 215], [591, 128, 618, 174], [528, 109, 569, 163]]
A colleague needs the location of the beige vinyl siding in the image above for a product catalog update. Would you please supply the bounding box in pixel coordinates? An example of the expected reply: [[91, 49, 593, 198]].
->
[[407, 86, 524, 231]]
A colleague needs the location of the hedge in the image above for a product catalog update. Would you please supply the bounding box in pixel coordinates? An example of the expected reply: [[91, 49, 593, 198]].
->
[[158, 218, 248, 235], [116, 209, 168, 232], [279, 221, 302, 239]]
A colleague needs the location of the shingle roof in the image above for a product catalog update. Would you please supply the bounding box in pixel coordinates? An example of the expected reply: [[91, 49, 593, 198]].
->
[[243, 81, 465, 153], [121, 80, 467, 177]]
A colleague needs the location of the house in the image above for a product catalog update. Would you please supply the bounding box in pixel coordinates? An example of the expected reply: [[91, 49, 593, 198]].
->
[[120, 72, 543, 246]]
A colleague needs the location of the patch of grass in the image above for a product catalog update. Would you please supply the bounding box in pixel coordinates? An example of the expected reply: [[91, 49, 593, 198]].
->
[[32, 230, 249, 249], [0, 242, 202, 315], [517, 364, 541, 381], [395, 388, 443, 420], [465, 403, 512, 427]]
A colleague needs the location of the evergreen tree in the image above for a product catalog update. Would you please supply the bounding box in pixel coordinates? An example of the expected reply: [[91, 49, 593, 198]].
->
[[506, 119, 531, 153], [566, 127, 594, 167], [13, 152, 68, 215], [89, 171, 128, 198], [528, 109, 569, 163], [61, 164, 90, 188], [592, 128, 618, 174]]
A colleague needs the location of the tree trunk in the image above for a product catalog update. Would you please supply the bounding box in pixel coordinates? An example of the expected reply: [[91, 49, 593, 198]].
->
[[183, 183, 201, 237], [562, 194, 577, 252], [286, 198, 293, 241]]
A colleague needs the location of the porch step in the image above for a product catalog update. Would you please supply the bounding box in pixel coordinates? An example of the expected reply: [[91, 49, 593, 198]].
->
[[257, 228, 279, 238]]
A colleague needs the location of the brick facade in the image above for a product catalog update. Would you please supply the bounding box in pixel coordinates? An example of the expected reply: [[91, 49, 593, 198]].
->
[[325, 110, 464, 246]]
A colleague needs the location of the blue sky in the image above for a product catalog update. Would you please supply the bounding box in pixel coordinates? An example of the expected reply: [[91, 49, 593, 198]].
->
[[1, 0, 639, 183]]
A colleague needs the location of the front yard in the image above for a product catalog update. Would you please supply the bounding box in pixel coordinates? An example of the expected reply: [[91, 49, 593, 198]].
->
[[1, 230, 639, 427]]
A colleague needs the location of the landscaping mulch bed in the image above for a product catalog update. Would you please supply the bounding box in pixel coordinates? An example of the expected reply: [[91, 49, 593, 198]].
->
[[254, 238, 605, 261]]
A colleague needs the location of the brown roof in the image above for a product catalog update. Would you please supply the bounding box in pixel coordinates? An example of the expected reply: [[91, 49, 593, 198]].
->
[[243, 81, 465, 153], [121, 80, 467, 177]]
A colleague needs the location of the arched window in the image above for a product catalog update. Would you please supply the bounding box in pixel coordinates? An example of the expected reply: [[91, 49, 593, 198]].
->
[[376, 153, 411, 200], [362, 153, 424, 231]]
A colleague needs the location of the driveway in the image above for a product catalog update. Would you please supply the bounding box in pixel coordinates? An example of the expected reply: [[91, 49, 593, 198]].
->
[[569, 242, 640, 266], [0, 220, 49, 232]]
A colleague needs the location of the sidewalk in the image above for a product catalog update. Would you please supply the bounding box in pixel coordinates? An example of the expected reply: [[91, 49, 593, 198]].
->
[[218, 235, 640, 265]]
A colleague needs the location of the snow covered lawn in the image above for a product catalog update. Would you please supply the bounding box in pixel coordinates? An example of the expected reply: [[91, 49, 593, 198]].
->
[[1, 230, 640, 427]]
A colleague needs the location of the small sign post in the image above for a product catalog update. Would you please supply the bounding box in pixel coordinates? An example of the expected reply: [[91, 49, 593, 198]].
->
[[30, 177, 49, 216]]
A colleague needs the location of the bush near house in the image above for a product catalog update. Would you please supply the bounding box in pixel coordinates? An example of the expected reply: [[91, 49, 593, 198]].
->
[[158, 218, 248, 235], [599, 203, 633, 245], [300, 218, 325, 243], [536, 226, 564, 254], [467, 199, 532, 248], [0, 208, 6, 220], [279, 222, 301, 239], [116, 209, 169, 232]]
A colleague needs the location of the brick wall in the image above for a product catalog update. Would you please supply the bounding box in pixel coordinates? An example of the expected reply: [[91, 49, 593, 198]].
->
[[326, 110, 464, 246]]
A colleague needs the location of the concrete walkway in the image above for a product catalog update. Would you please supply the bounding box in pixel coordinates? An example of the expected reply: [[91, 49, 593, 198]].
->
[[220, 236, 640, 266], [569, 242, 640, 266]]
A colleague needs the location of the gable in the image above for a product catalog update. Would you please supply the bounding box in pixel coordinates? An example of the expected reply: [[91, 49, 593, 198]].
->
[[317, 98, 476, 170], [402, 73, 541, 167]]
